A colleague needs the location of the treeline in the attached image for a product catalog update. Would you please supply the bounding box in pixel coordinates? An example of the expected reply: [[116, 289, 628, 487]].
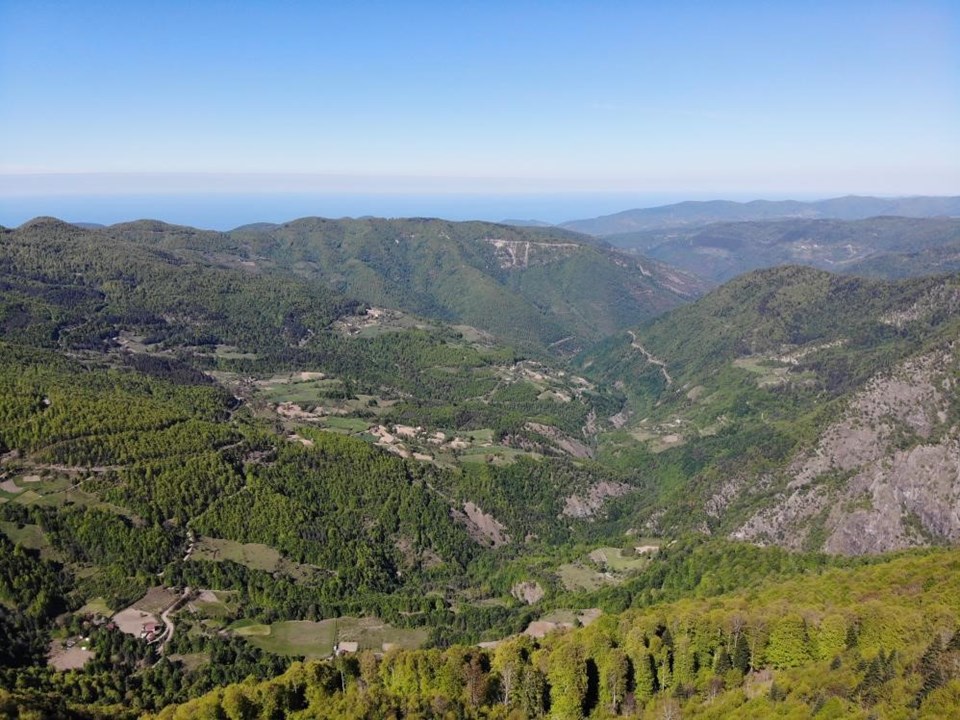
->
[[0, 534, 75, 668], [0, 346, 232, 458], [147, 549, 960, 719]]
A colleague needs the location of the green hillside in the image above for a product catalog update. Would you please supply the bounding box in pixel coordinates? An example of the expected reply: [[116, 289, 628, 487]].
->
[[3, 218, 960, 718], [140, 548, 960, 719], [101, 216, 707, 353], [578, 266, 960, 552], [562, 195, 960, 236]]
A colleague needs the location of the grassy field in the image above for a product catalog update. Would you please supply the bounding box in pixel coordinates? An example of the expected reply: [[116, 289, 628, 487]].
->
[[189, 590, 238, 619], [9, 481, 132, 518], [0, 521, 49, 552], [556, 562, 613, 591], [230, 617, 428, 658], [213, 345, 258, 360], [166, 652, 210, 672], [457, 445, 538, 466], [556, 544, 657, 590], [588, 546, 653, 572], [132, 586, 180, 615], [191, 537, 284, 572], [732, 356, 790, 388], [78, 597, 112, 616], [319, 416, 372, 433], [190, 536, 322, 582]]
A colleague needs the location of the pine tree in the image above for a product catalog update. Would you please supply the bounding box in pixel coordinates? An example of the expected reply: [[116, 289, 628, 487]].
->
[[714, 647, 732, 675]]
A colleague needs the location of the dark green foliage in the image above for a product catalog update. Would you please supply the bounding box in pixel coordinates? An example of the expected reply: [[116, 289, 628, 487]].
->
[[0, 219, 358, 355]]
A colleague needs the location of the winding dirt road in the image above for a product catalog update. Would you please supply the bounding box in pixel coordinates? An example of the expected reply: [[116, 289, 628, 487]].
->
[[627, 331, 673, 386]]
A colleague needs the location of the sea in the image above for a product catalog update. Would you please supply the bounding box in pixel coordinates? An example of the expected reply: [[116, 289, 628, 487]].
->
[[0, 191, 770, 230]]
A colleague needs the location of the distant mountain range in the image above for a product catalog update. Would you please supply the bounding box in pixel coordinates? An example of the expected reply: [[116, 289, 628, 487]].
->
[[559, 195, 960, 236], [609, 216, 960, 283]]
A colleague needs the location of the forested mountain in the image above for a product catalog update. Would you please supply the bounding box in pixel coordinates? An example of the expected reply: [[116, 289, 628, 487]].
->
[[578, 265, 960, 554], [603, 216, 960, 283], [144, 548, 960, 720], [2, 215, 960, 718], [562, 195, 960, 236], [87, 216, 706, 353]]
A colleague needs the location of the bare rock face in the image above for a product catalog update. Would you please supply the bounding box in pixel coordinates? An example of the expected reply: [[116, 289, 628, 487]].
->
[[824, 440, 960, 554], [483, 238, 580, 269], [511, 581, 545, 605], [451, 502, 511, 548], [562, 481, 632, 519], [525, 422, 594, 459], [732, 345, 960, 554]]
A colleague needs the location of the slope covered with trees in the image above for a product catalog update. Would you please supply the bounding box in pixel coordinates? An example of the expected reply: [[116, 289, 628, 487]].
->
[[144, 549, 960, 720], [578, 266, 960, 552], [3, 215, 960, 717]]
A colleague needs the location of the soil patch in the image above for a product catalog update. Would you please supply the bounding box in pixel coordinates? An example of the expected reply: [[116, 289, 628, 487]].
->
[[48, 642, 94, 671], [112, 608, 158, 637], [0, 479, 22, 494]]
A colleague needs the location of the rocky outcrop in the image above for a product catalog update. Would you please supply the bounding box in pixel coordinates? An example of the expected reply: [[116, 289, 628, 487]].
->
[[511, 581, 545, 605], [563, 481, 632, 519], [732, 345, 959, 554], [452, 502, 511, 548]]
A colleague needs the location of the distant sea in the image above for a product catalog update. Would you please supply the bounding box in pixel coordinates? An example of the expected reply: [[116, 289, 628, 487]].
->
[[0, 191, 773, 230]]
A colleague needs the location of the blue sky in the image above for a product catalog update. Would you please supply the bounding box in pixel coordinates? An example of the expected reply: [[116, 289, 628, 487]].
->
[[1, 1, 958, 225]]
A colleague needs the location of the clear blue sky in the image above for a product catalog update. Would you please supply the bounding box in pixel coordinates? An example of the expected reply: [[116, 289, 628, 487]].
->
[[1, 0, 958, 224]]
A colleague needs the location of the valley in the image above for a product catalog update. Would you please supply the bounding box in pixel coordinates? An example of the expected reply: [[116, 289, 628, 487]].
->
[[1, 213, 959, 718]]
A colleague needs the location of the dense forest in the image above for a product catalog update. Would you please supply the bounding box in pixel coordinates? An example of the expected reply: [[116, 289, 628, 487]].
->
[[2, 217, 960, 717]]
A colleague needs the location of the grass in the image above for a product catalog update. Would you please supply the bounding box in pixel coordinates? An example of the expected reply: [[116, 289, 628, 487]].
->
[[9, 489, 43, 504], [458, 446, 537, 465], [320, 416, 372, 432], [167, 652, 210, 672], [230, 617, 428, 658], [589, 546, 653, 572], [0, 521, 49, 552], [462, 428, 495, 443], [191, 536, 320, 580], [79, 597, 113, 616], [132, 586, 179, 615], [190, 590, 238, 619], [556, 563, 613, 592], [732, 357, 790, 388], [231, 620, 337, 658], [259, 376, 346, 406], [538, 609, 579, 625], [16, 485, 129, 516], [214, 345, 258, 360], [191, 537, 284, 572]]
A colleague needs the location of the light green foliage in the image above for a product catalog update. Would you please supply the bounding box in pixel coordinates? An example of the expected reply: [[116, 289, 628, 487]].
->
[[766, 614, 812, 669], [146, 550, 960, 719], [547, 640, 588, 720]]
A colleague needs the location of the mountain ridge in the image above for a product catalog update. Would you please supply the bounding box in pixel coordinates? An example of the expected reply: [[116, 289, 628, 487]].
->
[[578, 264, 960, 554], [562, 194, 960, 236], [13, 214, 703, 353], [607, 216, 960, 283]]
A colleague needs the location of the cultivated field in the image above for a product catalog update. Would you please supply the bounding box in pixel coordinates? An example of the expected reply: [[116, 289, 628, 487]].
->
[[48, 641, 94, 671], [191, 537, 284, 572], [231, 617, 427, 658]]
